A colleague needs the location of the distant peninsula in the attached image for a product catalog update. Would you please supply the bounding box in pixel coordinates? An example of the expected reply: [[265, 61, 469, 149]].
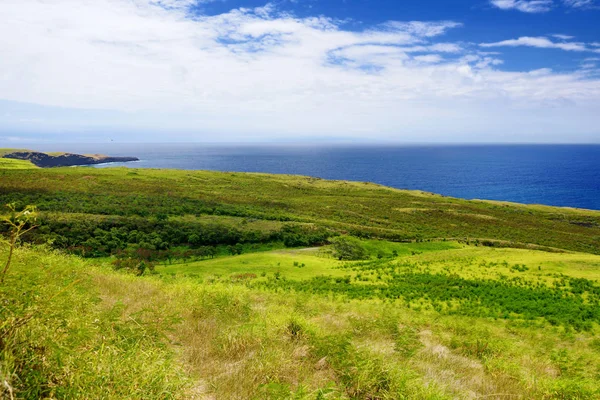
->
[[0, 150, 139, 168]]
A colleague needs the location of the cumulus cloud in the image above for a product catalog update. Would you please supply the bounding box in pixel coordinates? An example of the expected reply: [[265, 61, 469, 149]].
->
[[0, 0, 599, 141]]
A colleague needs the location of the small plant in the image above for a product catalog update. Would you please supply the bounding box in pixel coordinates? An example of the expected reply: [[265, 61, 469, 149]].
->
[[394, 326, 422, 357], [286, 318, 305, 340], [510, 264, 529, 273], [1, 203, 38, 284]]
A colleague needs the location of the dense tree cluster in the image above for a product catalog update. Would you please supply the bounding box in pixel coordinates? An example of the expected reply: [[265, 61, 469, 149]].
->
[[0, 214, 332, 259]]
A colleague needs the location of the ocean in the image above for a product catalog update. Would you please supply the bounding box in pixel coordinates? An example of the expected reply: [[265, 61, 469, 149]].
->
[[24, 143, 600, 211]]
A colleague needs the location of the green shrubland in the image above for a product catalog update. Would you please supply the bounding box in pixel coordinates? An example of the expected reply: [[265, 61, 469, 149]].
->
[[1, 167, 600, 255], [3, 241, 600, 399], [2, 166, 600, 399]]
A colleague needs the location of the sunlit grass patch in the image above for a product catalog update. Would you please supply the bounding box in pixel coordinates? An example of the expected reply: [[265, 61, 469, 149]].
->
[[0, 158, 38, 169]]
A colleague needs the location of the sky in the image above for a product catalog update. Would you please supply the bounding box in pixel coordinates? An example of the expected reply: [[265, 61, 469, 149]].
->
[[1, 0, 599, 143]]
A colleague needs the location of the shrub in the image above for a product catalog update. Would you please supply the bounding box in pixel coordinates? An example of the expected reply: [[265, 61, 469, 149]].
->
[[330, 236, 368, 260]]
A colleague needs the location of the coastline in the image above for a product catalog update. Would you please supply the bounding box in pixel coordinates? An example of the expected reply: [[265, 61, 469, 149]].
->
[[1, 150, 139, 168]]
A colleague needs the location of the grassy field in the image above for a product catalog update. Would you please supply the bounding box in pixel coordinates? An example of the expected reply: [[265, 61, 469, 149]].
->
[[0, 158, 37, 169], [2, 165, 600, 399], [160, 241, 460, 280], [0, 148, 32, 156], [2, 167, 600, 254], [3, 240, 600, 399]]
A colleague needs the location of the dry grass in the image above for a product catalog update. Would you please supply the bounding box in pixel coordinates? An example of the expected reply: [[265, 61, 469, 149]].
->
[[3, 241, 600, 399]]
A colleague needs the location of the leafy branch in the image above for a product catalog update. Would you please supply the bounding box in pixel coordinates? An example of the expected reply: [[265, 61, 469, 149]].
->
[[1, 203, 38, 284]]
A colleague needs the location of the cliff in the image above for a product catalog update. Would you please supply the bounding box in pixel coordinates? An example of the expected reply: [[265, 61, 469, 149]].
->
[[2, 151, 139, 168]]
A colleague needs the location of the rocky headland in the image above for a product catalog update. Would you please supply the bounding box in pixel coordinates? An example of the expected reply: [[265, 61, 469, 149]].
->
[[1, 151, 139, 168]]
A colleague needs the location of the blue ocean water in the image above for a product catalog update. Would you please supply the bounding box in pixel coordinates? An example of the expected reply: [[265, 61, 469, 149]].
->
[[26, 143, 600, 210]]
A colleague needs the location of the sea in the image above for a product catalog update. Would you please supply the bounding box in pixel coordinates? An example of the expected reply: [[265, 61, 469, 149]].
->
[[20, 143, 600, 211]]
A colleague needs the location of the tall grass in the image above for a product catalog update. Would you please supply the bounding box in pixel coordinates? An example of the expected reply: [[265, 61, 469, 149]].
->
[[2, 241, 600, 399], [0, 243, 190, 399]]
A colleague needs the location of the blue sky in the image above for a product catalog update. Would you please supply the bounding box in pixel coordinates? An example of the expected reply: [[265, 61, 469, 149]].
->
[[1, 0, 599, 143]]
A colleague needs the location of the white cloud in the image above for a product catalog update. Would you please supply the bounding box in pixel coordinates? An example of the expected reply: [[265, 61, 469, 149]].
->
[[552, 34, 575, 40], [0, 0, 599, 141], [382, 21, 463, 37], [412, 54, 444, 64], [492, 0, 598, 12], [490, 0, 553, 12], [480, 36, 594, 52], [563, 0, 597, 8]]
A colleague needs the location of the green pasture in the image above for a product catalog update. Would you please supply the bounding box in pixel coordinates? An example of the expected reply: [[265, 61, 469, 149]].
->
[[160, 240, 462, 280], [0, 158, 37, 169], [160, 248, 345, 279]]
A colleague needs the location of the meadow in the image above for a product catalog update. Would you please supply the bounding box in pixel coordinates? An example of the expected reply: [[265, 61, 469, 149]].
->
[[0, 158, 37, 170], [2, 164, 600, 399]]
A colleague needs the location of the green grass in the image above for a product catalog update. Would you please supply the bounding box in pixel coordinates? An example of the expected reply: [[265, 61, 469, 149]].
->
[[0, 243, 191, 399], [0, 158, 37, 169], [160, 241, 460, 280], [4, 240, 600, 399], [3, 165, 600, 399], [357, 238, 460, 256], [0, 148, 32, 156], [2, 167, 600, 254], [162, 248, 345, 279]]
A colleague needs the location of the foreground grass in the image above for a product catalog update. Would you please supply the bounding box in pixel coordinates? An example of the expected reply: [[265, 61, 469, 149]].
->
[[3, 241, 600, 399], [0, 243, 190, 399]]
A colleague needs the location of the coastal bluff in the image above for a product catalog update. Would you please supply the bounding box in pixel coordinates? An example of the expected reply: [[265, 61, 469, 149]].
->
[[1, 150, 139, 168]]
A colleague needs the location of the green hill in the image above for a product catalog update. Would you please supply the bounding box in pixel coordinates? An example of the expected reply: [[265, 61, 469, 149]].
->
[[0, 158, 37, 169], [1, 167, 600, 254], [2, 166, 600, 399]]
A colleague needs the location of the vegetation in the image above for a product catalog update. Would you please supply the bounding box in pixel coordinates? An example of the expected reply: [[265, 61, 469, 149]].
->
[[0, 158, 37, 170], [2, 165, 600, 399], [330, 236, 369, 260], [0, 204, 37, 283], [1, 167, 600, 255]]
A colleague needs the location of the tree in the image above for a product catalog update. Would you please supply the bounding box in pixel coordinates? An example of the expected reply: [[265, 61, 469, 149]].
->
[[188, 233, 200, 246], [330, 236, 368, 261]]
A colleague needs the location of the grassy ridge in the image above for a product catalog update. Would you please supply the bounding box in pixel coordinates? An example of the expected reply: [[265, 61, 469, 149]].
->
[[0, 158, 37, 169], [0, 149, 32, 156], [1, 167, 600, 254], [0, 244, 190, 399]]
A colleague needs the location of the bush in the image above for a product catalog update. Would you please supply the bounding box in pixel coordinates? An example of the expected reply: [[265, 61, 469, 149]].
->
[[330, 236, 369, 260]]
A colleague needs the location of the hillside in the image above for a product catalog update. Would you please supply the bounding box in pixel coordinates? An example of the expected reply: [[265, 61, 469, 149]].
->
[[1, 167, 600, 254], [0, 149, 139, 168], [2, 166, 600, 399], [0, 158, 37, 169]]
